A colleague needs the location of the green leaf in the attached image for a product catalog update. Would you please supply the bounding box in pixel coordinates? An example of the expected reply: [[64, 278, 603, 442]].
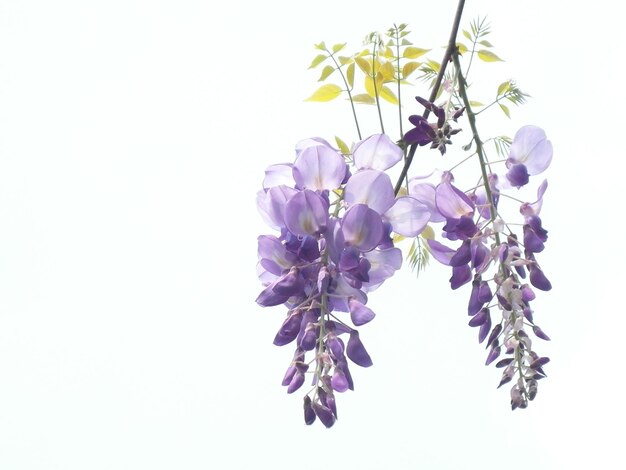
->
[[346, 62, 355, 88], [314, 42, 326, 51], [499, 103, 511, 118], [469, 100, 484, 107], [497, 80, 510, 96], [338, 56, 353, 65], [352, 93, 375, 104], [318, 65, 335, 81], [403, 47, 430, 59], [401, 38, 412, 46], [462, 29, 472, 40], [402, 61, 421, 78], [305, 84, 342, 102], [479, 39, 494, 47], [332, 43, 346, 53], [335, 136, 350, 155], [477, 50, 504, 62], [308, 54, 328, 69]]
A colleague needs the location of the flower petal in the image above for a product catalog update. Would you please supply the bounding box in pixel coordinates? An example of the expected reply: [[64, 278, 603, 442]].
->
[[353, 134, 403, 171]]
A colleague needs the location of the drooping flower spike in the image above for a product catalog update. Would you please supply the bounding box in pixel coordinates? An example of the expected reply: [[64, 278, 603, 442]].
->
[[256, 134, 430, 426]]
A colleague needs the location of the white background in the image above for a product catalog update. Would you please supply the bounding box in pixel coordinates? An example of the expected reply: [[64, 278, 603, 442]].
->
[[1, 1, 623, 469]]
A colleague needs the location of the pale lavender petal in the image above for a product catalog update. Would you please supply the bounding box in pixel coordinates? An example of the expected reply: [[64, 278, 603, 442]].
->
[[426, 239, 456, 265], [344, 169, 395, 214], [521, 179, 548, 217], [408, 181, 445, 222], [384, 196, 430, 237], [435, 181, 474, 219], [328, 274, 368, 312], [362, 247, 402, 286], [341, 204, 384, 251], [256, 185, 298, 230], [257, 235, 297, 275], [508, 125, 553, 175], [353, 133, 403, 171], [263, 163, 294, 189], [284, 189, 328, 236], [295, 136, 335, 155], [293, 145, 347, 190]]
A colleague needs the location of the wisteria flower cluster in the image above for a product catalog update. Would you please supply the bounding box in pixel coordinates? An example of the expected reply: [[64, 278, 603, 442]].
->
[[256, 134, 430, 427], [256, 14, 555, 425], [417, 125, 553, 409]]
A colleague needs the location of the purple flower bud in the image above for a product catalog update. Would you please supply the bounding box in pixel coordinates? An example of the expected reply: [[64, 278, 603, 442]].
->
[[346, 331, 373, 367], [331, 367, 350, 393], [529, 263, 552, 291], [450, 240, 472, 267], [468, 308, 490, 327], [273, 267, 304, 296], [318, 386, 338, 418], [523, 307, 534, 323], [348, 298, 376, 326], [495, 357, 514, 368], [523, 224, 545, 254], [533, 325, 551, 341], [326, 334, 345, 360], [273, 310, 304, 346], [312, 402, 336, 428], [450, 264, 472, 289], [303, 396, 316, 425], [527, 379, 538, 400], [478, 313, 492, 343], [506, 163, 530, 188], [485, 346, 501, 365], [468, 280, 482, 316], [486, 324, 503, 348], [529, 356, 550, 369], [287, 368, 306, 394]]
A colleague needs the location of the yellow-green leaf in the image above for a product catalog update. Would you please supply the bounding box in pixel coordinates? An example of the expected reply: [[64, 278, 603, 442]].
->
[[469, 100, 484, 107], [382, 46, 394, 59], [401, 38, 412, 46], [309, 54, 328, 69], [462, 30, 471, 41], [499, 103, 511, 118], [354, 56, 371, 75], [332, 43, 346, 53], [456, 42, 468, 54], [346, 62, 355, 88], [479, 40, 494, 47], [421, 224, 435, 240], [380, 85, 399, 105], [497, 80, 510, 96], [314, 42, 326, 51], [352, 93, 375, 104], [335, 136, 350, 155], [477, 50, 504, 62], [338, 56, 353, 65], [379, 61, 395, 81], [364, 75, 376, 98], [426, 59, 441, 73], [403, 47, 430, 59], [305, 84, 342, 102], [318, 65, 335, 81], [402, 61, 421, 78]]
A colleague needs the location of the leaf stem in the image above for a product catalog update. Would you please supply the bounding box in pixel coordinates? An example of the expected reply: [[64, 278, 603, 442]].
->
[[371, 38, 385, 134], [452, 50, 500, 245], [328, 52, 362, 140]]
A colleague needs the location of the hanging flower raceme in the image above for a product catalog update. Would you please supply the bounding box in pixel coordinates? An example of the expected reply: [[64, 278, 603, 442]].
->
[[419, 126, 554, 409], [256, 134, 430, 427]]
